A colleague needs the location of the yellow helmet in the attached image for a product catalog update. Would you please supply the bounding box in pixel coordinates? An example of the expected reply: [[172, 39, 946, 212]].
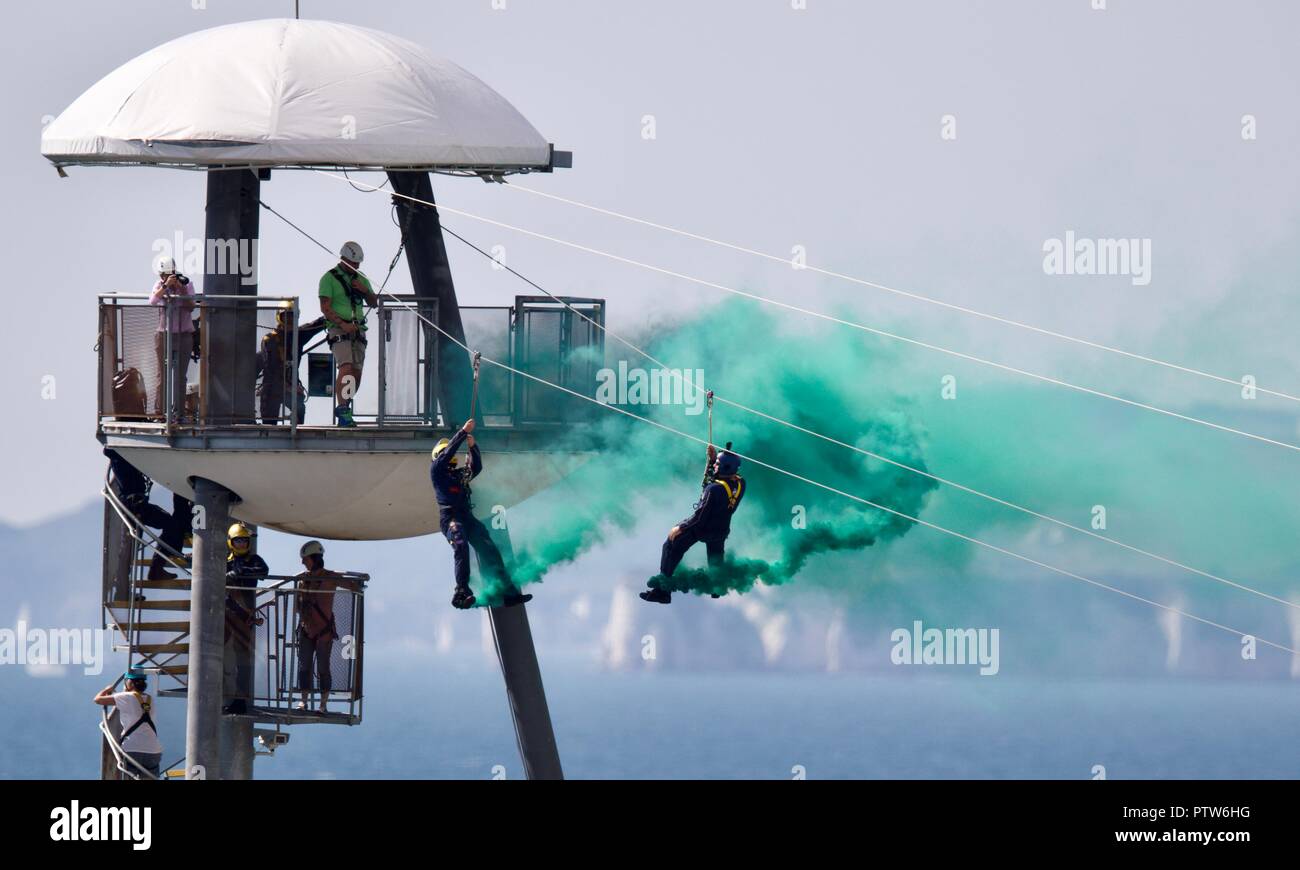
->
[[431, 438, 458, 466], [227, 522, 253, 555]]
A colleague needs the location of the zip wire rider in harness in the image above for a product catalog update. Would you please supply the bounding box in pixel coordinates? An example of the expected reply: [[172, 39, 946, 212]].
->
[[431, 418, 533, 610], [223, 523, 267, 715], [641, 440, 746, 605], [94, 667, 163, 779], [318, 241, 377, 427]]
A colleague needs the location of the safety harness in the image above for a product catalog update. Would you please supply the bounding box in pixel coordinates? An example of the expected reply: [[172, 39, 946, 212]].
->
[[325, 266, 369, 345], [717, 476, 745, 511], [300, 584, 339, 642], [119, 691, 157, 742]]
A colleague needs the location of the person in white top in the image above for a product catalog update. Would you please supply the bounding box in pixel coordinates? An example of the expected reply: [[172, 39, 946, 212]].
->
[[94, 667, 163, 779]]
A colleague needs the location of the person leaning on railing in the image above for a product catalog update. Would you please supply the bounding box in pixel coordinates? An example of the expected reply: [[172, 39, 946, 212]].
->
[[223, 523, 268, 715], [257, 308, 315, 425], [149, 255, 196, 422], [318, 241, 377, 428]]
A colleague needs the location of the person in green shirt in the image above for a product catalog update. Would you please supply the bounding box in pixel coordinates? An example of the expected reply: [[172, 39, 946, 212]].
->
[[318, 241, 377, 426]]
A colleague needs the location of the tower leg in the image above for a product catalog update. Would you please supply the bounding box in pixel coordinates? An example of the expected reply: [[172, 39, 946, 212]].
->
[[485, 526, 563, 780], [488, 606, 564, 780], [219, 719, 254, 780], [186, 477, 231, 780]]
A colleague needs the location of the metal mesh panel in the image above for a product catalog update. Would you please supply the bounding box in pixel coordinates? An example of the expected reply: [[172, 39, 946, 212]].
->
[[515, 300, 606, 423], [565, 303, 605, 421], [460, 306, 513, 424], [286, 585, 359, 696], [518, 308, 563, 422], [115, 306, 161, 419]]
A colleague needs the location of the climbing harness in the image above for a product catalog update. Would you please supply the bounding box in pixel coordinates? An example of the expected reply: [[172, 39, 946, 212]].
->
[[716, 476, 745, 511], [119, 691, 157, 742]]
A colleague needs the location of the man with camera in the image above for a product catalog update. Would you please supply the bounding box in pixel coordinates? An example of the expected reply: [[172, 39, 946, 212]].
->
[[318, 241, 377, 427], [148, 255, 196, 422]]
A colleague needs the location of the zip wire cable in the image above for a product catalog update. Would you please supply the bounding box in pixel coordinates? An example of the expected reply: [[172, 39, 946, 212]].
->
[[503, 182, 1300, 405], [313, 170, 1300, 455], [258, 190, 1300, 656], [431, 221, 1300, 614]]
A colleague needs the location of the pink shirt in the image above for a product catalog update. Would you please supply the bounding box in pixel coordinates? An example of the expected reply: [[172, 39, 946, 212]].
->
[[150, 279, 196, 333]]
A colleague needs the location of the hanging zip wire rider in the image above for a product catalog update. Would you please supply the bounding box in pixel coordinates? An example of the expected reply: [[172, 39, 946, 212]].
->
[[642, 393, 746, 604], [431, 413, 533, 611], [318, 241, 377, 427]]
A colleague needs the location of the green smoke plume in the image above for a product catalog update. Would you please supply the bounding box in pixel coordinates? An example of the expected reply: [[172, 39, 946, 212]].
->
[[473, 297, 939, 602]]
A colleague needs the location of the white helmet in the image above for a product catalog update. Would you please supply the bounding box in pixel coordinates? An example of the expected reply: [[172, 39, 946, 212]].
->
[[156, 255, 177, 274], [339, 241, 364, 264], [300, 540, 324, 559]]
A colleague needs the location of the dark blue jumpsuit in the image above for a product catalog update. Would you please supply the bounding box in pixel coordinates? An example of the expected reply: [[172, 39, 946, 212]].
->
[[224, 552, 268, 701], [430, 429, 510, 589], [660, 474, 746, 576]]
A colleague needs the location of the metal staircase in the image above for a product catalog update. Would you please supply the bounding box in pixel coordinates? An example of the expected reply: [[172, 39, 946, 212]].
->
[[102, 475, 194, 689]]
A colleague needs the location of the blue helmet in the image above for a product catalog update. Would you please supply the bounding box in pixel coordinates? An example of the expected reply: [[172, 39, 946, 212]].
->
[[124, 666, 148, 688], [715, 450, 741, 477]]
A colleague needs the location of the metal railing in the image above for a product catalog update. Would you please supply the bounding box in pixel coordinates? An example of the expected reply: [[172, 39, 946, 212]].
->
[[242, 575, 367, 721], [97, 292, 606, 431], [103, 476, 367, 720], [98, 293, 303, 429], [99, 675, 185, 781], [102, 470, 194, 690]]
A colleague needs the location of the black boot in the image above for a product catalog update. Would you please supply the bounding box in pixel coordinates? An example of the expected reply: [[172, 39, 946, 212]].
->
[[451, 586, 476, 610], [501, 591, 533, 607], [639, 587, 672, 605]]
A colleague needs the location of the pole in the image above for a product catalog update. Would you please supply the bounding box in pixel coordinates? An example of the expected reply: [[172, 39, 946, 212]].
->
[[203, 168, 261, 424], [219, 719, 254, 780], [186, 477, 232, 779]]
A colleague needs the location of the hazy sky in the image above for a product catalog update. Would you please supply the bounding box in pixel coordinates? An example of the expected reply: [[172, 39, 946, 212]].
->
[[6, 0, 1299, 525]]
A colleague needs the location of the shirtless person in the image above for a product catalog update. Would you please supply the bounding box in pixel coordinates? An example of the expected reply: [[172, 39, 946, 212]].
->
[[292, 540, 349, 714]]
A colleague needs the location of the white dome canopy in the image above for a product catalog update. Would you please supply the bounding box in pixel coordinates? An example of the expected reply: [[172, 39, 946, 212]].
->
[[41, 18, 560, 172]]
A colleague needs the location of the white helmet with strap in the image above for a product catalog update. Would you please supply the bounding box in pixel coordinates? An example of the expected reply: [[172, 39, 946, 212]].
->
[[339, 241, 364, 264]]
